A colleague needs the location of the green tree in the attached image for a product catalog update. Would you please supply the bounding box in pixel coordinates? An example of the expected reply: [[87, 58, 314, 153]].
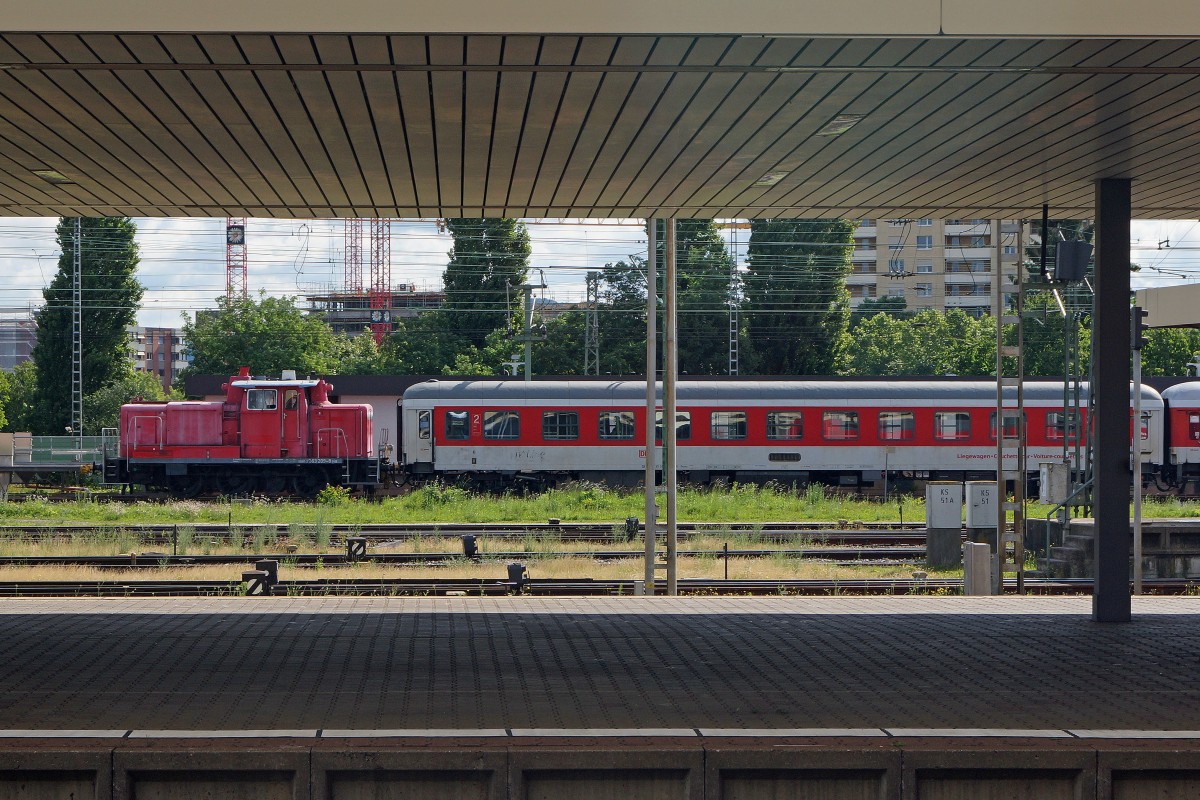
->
[[0, 369, 9, 431], [332, 330, 385, 375], [2, 361, 38, 433], [442, 219, 532, 348], [837, 309, 993, 376], [379, 313, 478, 375], [527, 311, 588, 375], [673, 220, 737, 375], [744, 219, 855, 374], [597, 256, 653, 375], [31, 217, 143, 434], [849, 296, 909, 329], [1013, 291, 1092, 377], [180, 294, 341, 381], [1142, 327, 1200, 376], [83, 371, 177, 435]]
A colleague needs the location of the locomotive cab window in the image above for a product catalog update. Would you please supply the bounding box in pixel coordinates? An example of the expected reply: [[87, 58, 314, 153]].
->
[[822, 411, 859, 441], [542, 410, 579, 440], [711, 411, 747, 440], [483, 410, 520, 440], [598, 411, 635, 440], [283, 389, 298, 410], [989, 411, 1025, 440], [767, 411, 803, 440], [878, 411, 915, 441], [655, 411, 692, 441], [246, 389, 277, 411], [1190, 413, 1200, 441], [445, 410, 470, 440], [934, 411, 971, 440]]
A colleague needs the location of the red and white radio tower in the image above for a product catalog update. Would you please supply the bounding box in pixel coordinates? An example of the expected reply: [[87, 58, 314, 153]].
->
[[225, 218, 248, 300], [368, 218, 392, 344], [344, 218, 363, 295]]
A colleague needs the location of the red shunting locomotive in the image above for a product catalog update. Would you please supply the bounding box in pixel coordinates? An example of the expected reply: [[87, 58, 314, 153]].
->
[[106, 367, 380, 497]]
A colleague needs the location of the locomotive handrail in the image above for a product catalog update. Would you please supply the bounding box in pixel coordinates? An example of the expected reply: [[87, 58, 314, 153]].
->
[[314, 427, 349, 459], [126, 415, 164, 452]]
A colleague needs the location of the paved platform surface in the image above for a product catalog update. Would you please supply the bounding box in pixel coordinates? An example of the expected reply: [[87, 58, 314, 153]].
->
[[2, 596, 1198, 736]]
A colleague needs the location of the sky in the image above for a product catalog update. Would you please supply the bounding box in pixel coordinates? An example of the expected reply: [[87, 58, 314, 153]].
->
[[0, 216, 1197, 329]]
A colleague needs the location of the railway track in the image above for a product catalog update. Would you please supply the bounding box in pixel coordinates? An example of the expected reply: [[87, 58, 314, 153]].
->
[[0, 545, 925, 569], [0, 576, 1192, 598], [0, 521, 925, 547]]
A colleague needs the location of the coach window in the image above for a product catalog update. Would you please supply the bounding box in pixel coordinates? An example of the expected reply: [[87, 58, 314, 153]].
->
[[445, 410, 470, 440], [989, 411, 1024, 440], [878, 411, 915, 441], [417, 410, 431, 440], [1045, 410, 1078, 441], [822, 411, 859, 440], [711, 411, 748, 440], [246, 388, 277, 411], [934, 411, 971, 440], [766, 411, 804, 440], [542, 410, 579, 440], [598, 410, 635, 440], [483, 410, 521, 440], [655, 411, 692, 441]]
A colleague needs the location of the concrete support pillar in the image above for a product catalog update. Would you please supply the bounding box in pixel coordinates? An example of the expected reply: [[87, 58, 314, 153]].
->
[[1093, 178, 1133, 623]]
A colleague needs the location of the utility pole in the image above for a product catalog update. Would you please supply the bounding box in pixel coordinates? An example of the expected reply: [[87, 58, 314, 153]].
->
[[644, 220, 658, 594], [584, 271, 600, 375], [225, 218, 247, 300], [513, 274, 548, 383]]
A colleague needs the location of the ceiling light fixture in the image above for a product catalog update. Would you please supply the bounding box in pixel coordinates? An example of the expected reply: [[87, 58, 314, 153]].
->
[[815, 115, 863, 136], [32, 169, 74, 185], [753, 171, 789, 187]]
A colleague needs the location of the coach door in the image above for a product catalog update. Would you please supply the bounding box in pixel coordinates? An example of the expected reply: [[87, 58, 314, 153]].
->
[[403, 407, 434, 469]]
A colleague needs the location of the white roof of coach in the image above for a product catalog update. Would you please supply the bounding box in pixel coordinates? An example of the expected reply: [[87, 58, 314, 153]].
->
[[1162, 381, 1200, 406], [403, 379, 1163, 407]]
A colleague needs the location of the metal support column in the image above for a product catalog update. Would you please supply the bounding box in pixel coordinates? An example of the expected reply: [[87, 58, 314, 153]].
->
[[1093, 178, 1133, 623], [71, 217, 83, 442], [664, 219, 678, 595], [993, 219, 1025, 593], [644, 220, 658, 594]]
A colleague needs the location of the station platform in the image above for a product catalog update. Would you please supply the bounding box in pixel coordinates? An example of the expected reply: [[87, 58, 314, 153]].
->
[[2, 595, 1200, 799]]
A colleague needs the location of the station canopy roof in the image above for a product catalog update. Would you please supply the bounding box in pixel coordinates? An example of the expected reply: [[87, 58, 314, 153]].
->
[[2, 0, 1200, 219]]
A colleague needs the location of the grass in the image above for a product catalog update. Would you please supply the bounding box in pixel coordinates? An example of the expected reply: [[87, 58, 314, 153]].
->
[[5, 482, 1192, 528]]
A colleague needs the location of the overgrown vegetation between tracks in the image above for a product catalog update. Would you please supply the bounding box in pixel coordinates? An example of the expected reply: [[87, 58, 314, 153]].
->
[[2, 481, 1196, 526]]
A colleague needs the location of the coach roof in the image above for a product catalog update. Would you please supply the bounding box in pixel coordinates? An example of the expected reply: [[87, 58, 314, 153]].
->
[[403, 380, 1162, 406]]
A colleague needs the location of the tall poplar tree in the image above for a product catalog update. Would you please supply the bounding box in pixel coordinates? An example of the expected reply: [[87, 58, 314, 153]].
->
[[31, 217, 142, 435], [442, 219, 532, 348], [743, 219, 855, 375], [673, 219, 737, 375]]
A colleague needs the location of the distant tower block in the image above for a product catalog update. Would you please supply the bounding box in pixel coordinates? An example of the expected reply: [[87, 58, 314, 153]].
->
[[225, 218, 248, 300], [369, 218, 392, 344], [344, 218, 363, 295]]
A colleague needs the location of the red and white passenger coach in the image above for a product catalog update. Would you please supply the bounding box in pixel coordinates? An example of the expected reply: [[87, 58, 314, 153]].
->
[[399, 379, 1165, 489]]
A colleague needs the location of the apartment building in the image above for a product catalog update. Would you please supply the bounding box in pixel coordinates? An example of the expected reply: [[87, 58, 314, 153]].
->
[[129, 326, 190, 391], [848, 219, 1023, 315], [0, 316, 36, 371]]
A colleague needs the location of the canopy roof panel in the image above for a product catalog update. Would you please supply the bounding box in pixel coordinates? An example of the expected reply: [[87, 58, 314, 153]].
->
[[1, 31, 1198, 218]]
